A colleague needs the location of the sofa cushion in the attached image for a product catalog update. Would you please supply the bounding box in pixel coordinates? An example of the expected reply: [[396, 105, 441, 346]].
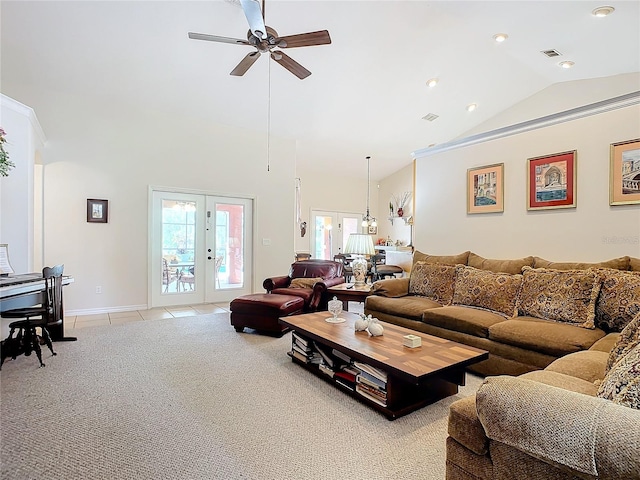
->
[[423, 306, 506, 338], [448, 396, 488, 456], [517, 266, 601, 329], [289, 277, 322, 289], [270, 287, 314, 303], [630, 257, 640, 272], [589, 333, 620, 353], [467, 253, 534, 274], [408, 262, 456, 304], [595, 269, 640, 332], [519, 370, 599, 396], [533, 256, 630, 271], [371, 277, 409, 298], [488, 317, 606, 357], [606, 312, 640, 373], [597, 343, 640, 409], [364, 294, 441, 321], [412, 250, 470, 268], [452, 265, 522, 318], [544, 350, 608, 383]]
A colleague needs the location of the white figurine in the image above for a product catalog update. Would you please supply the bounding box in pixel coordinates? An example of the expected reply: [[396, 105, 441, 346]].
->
[[367, 317, 384, 336], [355, 314, 369, 332]]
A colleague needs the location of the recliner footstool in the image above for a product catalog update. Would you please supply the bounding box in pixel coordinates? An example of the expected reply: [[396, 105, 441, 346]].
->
[[230, 293, 305, 335]]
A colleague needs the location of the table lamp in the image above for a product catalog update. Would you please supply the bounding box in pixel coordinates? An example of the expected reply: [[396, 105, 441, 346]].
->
[[344, 233, 375, 286]]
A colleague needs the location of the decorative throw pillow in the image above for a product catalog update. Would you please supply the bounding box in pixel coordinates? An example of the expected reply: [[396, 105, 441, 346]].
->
[[451, 265, 523, 318], [597, 343, 640, 409], [517, 267, 601, 329], [595, 269, 640, 332], [408, 262, 456, 305], [289, 277, 322, 289], [606, 312, 640, 374]]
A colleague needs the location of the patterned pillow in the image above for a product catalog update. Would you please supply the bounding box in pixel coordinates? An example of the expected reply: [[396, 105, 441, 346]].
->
[[517, 267, 601, 329], [595, 269, 640, 332], [452, 265, 523, 318], [597, 343, 640, 409], [290, 277, 322, 289], [408, 262, 457, 305], [606, 312, 640, 374]]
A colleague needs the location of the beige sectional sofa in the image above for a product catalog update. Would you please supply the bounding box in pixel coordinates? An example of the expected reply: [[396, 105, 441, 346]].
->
[[447, 314, 640, 479], [364, 251, 640, 479], [364, 251, 639, 376]]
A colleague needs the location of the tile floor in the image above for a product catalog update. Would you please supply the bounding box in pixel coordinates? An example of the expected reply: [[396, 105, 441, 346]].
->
[[68, 303, 232, 330], [68, 301, 365, 330], [2, 301, 365, 338]]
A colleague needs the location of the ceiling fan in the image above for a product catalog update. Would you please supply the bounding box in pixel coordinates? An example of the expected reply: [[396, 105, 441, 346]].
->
[[188, 0, 331, 80]]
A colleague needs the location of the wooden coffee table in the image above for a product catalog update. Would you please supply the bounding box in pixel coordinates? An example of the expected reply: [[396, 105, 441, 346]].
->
[[326, 283, 372, 311], [279, 311, 488, 420]]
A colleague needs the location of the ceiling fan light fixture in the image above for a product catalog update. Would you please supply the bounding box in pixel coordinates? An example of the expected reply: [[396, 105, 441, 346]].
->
[[466, 103, 477, 112], [426, 78, 438, 88], [559, 60, 575, 69], [493, 33, 508, 42], [592, 6, 615, 17]]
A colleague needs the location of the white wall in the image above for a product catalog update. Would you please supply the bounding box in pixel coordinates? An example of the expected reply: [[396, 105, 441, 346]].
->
[[376, 162, 414, 247], [0, 95, 46, 273], [413, 104, 640, 261], [4, 88, 298, 313]]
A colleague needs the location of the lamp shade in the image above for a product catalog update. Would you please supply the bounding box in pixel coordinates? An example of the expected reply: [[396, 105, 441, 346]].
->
[[344, 234, 375, 256]]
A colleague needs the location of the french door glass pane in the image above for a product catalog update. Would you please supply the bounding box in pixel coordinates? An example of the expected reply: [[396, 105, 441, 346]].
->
[[216, 203, 244, 289], [161, 200, 196, 294], [314, 216, 333, 260]]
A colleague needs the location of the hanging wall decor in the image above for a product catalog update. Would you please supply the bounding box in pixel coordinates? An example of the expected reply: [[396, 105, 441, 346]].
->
[[527, 151, 576, 211], [610, 138, 640, 205], [467, 163, 504, 214], [87, 199, 109, 223]]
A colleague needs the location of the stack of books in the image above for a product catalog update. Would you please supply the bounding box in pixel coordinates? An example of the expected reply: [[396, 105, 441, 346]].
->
[[289, 332, 322, 364], [354, 361, 388, 406]]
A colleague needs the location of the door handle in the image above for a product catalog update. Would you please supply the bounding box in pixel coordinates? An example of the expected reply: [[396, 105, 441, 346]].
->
[[208, 256, 212, 260]]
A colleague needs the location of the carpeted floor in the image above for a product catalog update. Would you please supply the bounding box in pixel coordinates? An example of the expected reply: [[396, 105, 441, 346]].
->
[[0, 313, 483, 480]]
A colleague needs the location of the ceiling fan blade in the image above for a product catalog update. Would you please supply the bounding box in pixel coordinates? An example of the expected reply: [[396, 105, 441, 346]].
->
[[230, 51, 261, 76], [240, 0, 267, 39], [188, 32, 250, 46], [277, 30, 331, 49], [270, 51, 311, 79]]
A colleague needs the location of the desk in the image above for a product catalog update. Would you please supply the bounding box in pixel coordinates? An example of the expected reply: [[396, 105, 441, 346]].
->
[[0, 273, 75, 341]]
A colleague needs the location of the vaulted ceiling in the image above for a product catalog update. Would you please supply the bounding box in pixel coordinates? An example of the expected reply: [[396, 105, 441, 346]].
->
[[2, 1, 639, 179]]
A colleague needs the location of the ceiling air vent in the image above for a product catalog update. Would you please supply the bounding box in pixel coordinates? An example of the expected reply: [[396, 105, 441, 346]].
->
[[541, 49, 562, 58], [422, 113, 439, 122]]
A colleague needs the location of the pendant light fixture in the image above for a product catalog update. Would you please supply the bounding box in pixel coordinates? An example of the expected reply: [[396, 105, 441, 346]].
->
[[361, 156, 377, 230]]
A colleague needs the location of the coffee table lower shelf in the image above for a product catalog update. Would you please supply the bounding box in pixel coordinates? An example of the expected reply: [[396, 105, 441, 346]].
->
[[287, 351, 461, 420]]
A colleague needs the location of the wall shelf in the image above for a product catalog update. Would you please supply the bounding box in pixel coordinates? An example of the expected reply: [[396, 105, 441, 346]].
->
[[388, 216, 412, 226]]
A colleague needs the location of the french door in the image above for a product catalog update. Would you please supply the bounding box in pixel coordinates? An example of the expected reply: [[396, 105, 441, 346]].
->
[[150, 189, 253, 307], [310, 210, 361, 260]]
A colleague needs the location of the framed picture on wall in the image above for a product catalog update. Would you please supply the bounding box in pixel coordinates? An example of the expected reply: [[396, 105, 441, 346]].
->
[[368, 225, 378, 235], [610, 138, 640, 205], [527, 151, 576, 210], [87, 199, 109, 223], [467, 163, 504, 214]]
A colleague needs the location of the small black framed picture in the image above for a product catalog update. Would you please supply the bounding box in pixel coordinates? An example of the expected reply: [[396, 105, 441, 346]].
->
[[87, 199, 108, 223]]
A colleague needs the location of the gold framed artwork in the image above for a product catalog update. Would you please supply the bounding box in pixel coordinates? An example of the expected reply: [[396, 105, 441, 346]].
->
[[527, 150, 576, 210], [610, 138, 640, 205], [467, 163, 504, 214]]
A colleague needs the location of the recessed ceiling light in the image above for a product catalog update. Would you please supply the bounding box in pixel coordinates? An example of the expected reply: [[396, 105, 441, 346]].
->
[[592, 6, 615, 17], [466, 103, 477, 112], [559, 61, 575, 69], [426, 78, 438, 88], [493, 33, 508, 43]]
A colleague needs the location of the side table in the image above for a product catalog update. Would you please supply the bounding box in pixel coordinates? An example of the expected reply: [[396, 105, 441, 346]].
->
[[326, 283, 372, 311]]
